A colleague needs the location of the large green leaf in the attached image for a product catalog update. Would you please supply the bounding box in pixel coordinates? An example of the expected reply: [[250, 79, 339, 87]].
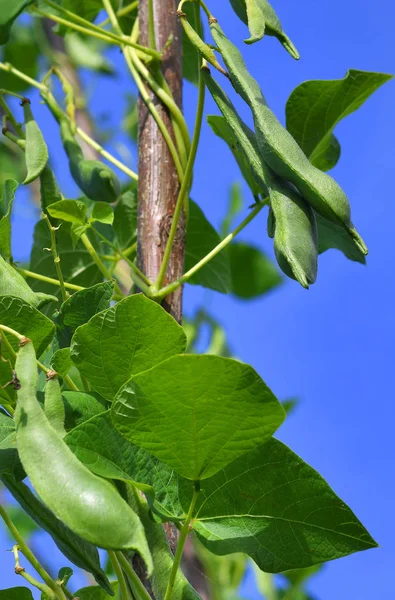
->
[[74, 583, 118, 599], [286, 70, 393, 171], [62, 391, 108, 431], [0, 0, 34, 45], [1, 474, 114, 595], [28, 219, 102, 295], [185, 200, 231, 294], [0, 25, 39, 91], [0, 296, 55, 357], [0, 179, 18, 260], [71, 294, 187, 400], [55, 281, 114, 348], [112, 355, 285, 481], [0, 589, 33, 600], [229, 242, 282, 299], [184, 438, 377, 572]]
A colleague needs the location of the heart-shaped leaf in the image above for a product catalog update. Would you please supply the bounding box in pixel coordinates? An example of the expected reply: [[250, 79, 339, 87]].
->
[[47, 199, 88, 224], [112, 354, 285, 480]]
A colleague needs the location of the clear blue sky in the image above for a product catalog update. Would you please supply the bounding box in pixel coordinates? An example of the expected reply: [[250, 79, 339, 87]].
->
[[1, 1, 394, 598]]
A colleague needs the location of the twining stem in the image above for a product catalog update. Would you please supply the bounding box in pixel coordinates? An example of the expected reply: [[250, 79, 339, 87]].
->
[[0, 505, 66, 600], [36, 3, 161, 60], [116, 552, 152, 600], [155, 5, 206, 291], [13, 545, 55, 598], [42, 213, 68, 302], [80, 232, 124, 297], [147, 0, 157, 50], [155, 200, 267, 299], [163, 485, 200, 600], [16, 267, 85, 292], [98, 1, 139, 27], [108, 550, 133, 600]]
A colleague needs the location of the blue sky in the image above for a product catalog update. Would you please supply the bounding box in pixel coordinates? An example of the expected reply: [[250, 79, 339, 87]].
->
[[1, 0, 394, 598]]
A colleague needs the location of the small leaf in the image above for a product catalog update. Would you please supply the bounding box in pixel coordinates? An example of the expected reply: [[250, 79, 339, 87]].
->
[[22, 100, 48, 184], [50, 348, 73, 379], [0, 588, 34, 600], [229, 241, 282, 299], [71, 294, 187, 400], [0, 0, 35, 45], [286, 70, 393, 171], [185, 200, 231, 294], [1, 474, 114, 596], [316, 213, 366, 264], [58, 566, 73, 586], [55, 281, 114, 348], [47, 199, 88, 224], [73, 583, 119, 600], [112, 354, 285, 481], [0, 296, 55, 357], [91, 202, 114, 225], [0, 179, 18, 260], [187, 438, 377, 572], [0, 412, 24, 480]]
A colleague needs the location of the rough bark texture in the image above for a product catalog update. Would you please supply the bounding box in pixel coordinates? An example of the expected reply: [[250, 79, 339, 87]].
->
[[137, 0, 185, 323]]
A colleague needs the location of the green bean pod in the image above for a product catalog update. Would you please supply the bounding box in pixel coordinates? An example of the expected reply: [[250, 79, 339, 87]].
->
[[178, 11, 228, 76], [44, 374, 66, 438], [270, 181, 318, 288], [59, 120, 121, 204], [14, 339, 152, 563], [0, 255, 56, 308], [210, 21, 367, 255], [22, 98, 49, 185]]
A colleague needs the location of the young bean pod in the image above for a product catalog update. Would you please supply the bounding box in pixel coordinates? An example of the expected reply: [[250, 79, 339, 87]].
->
[[60, 119, 121, 204], [177, 11, 228, 76], [0, 255, 56, 308], [210, 21, 367, 255], [44, 373, 66, 438], [14, 339, 152, 563], [22, 98, 49, 185]]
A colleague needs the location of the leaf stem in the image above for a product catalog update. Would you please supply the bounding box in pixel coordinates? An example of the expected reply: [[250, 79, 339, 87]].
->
[[0, 505, 65, 599], [42, 213, 68, 303], [108, 550, 133, 600], [80, 232, 124, 296], [163, 485, 200, 600], [15, 268, 85, 292], [155, 8, 206, 291], [116, 552, 152, 600], [13, 545, 56, 598], [155, 200, 267, 300], [98, 1, 139, 27], [0, 330, 17, 366], [0, 96, 24, 138]]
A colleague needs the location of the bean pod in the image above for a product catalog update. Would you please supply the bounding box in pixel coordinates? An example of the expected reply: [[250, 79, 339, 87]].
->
[[22, 98, 48, 185]]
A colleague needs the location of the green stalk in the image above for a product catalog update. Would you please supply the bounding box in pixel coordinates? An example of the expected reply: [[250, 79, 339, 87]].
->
[[0, 330, 17, 366], [15, 268, 86, 292], [0, 95, 24, 138], [80, 232, 124, 297], [163, 486, 200, 600], [13, 545, 55, 598], [42, 213, 68, 303], [108, 551, 133, 600], [155, 4, 206, 291], [98, 1, 139, 28], [155, 200, 267, 300], [116, 552, 152, 600], [147, 0, 157, 49], [0, 505, 66, 600]]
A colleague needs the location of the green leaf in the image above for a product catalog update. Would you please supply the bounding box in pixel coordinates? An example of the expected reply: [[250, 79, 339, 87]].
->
[[0, 179, 18, 260], [1, 474, 114, 596], [0, 412, 23, 479], [50, 347, 73, 378], [22, 101, 48, 185], [91, 202, 114, 225], [0, 588, 33, 600], [0, 0, 34, 45], [123, 95, 138, 143], [55, 281, 114, 348], [0, 410, 16, 448], [71, 294, 187, 400], [0, 296, 55, 357], [229, 242, 282, 299], [28, 219, 102, 295], [186, 438, 377, 572], [47, 199, 87, 224], [228, 0, 299, 58], [40, 165, 63, 214], [0, 143, 25, 185], [65, 410, 178, 519], [62, 391, 108, 431], [286, 70, 393, 171], [74, 583, 118, 600], [112, 354, 285, 480], [283, 564, 322, 587], [65, 33, 114, 75], [316, 213, 366, 264], [113, 188, 137, 251], [0, 25, 39, 92], [194, 539, 246, 599], [6, 505, 38, 538], [58, 566, 73, 586], [185, 200, 231, 294]]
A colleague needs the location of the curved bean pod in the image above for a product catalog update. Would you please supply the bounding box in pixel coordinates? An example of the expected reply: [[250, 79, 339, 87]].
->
[[22, 98, 48, 185], [14, 339, 152, 567]]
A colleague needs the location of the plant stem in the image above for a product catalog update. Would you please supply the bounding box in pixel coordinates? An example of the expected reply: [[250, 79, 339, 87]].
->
[[42, 214, 68, 302], [0, 505, 65, 599], [147, 0, 157, 50], [36, 4, 161, 60], [0, 324, 24, 342], [1, 330, 17, 366], [15, 268, 86, 292], [155, 10, 205, 291], [155, 200, 267, 299], [0, 96, 24, 138], [164, 486, 200, 600], [98, 1, 139, 28], [116, 552, 152, 600], [108, 550, 133, 600], [76, 127, 138, 181], [0, 62, 46, 91], [13, 545, 55, 598], [80, 232, 124, 296]]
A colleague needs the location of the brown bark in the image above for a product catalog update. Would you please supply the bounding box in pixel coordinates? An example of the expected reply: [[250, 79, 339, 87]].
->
[[137, 0, 185, 323]]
